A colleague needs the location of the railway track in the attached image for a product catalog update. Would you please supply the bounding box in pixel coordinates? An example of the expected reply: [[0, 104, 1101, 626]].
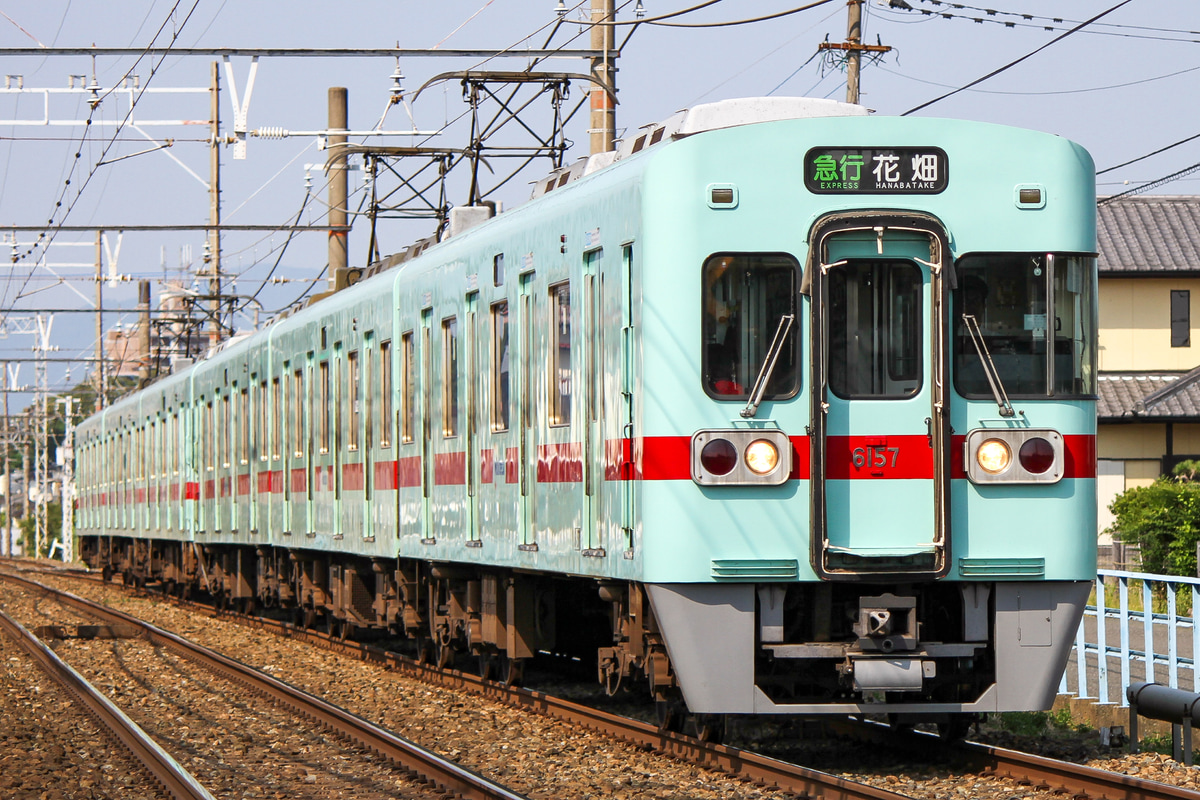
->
[[14, 563, 1200, 800], [0, 570, 528, 800], [0, 607, 213, 800]]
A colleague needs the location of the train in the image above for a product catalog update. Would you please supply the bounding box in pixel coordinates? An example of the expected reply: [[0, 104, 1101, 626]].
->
[[75, 96, 1098, 735]]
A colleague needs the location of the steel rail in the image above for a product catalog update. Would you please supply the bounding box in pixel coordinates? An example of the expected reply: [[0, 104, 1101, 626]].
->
[[0, 607, 215, 800], [194, 603, 912, 799], [828, 718, 1200, 800], [0, 572, 528, 800]]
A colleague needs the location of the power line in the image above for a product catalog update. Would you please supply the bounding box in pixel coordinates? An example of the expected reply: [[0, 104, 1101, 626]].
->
[[901, 0, 1135, 116], [1098, 160, 1200, 205], [1097, 132, 1200, 176]]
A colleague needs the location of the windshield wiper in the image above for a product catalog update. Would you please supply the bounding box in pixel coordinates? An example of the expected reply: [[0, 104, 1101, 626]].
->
[[961, 314, 1014, 418], [741, 314, 795, 419]]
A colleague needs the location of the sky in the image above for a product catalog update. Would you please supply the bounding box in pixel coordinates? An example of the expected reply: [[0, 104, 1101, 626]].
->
[[0, 0, 1197, 413]]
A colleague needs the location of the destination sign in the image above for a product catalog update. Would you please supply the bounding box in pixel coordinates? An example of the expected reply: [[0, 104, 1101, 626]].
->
[[804, 147, 948, 194]]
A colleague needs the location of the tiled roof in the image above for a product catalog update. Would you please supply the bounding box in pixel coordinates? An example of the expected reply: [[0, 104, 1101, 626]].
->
[[1097, 369, 1200, 420], [1098, 195, 1200, 274]]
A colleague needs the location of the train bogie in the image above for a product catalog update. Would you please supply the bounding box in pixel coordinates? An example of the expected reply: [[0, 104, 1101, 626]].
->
[[77, 96, 1098, 720]]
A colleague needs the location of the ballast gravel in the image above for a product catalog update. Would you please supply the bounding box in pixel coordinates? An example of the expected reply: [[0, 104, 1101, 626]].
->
[[13, 568, 1200, 800]]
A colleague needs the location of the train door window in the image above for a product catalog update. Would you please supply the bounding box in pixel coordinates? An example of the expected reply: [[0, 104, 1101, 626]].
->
[[240, 388, 250, 465], [319, 360, 330, 454], [205, 400, 214, 473], [442, 317, 459, 437], [257, 380, 268, 463], [348, 349, 360, 451], [271, 378, 282, 461], [491, 301, 510, 431], [363, 339, 373, 451], [401, 332, 415, 443], [828, 260, 922, 398], [380, 340, 393, 447], [172, 413, 180, 475], [335, 347, 345, 456], [293, 368, 304, 457], [549, 282, 571, 426], [702, 253, 799, 399], [221, 393, 232, 469]]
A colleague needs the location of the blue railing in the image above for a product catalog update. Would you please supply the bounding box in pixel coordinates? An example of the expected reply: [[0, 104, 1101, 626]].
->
[[1059, 569, 1200, 706]]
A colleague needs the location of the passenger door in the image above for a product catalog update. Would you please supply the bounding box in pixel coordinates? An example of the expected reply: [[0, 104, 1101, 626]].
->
[[810, 219, 951, 578]]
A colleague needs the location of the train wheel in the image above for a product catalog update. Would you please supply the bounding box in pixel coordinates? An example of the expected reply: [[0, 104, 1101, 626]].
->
[[689, 714, 727, 744], [436, 642, 455, 669], [937, 716, 973, 741], [101, 565, 114, 583], [504, 657, 525, 686], [413, 636, 434, 665], [477, 652, 496, 681], [655, 700, 687, 734]]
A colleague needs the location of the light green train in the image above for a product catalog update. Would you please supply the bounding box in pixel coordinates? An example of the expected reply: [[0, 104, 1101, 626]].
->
[[76, 97, 1098, 735]]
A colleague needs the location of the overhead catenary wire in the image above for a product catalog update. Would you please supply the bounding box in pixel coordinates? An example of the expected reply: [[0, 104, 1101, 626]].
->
[[901, 0, 1135, 116]]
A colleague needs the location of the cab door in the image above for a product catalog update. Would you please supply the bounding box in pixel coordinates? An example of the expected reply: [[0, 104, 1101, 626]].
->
[[810, 216, 951, 579]]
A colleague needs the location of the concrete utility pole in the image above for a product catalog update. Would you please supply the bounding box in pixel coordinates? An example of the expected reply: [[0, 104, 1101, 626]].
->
[[589, 0, 616, 154], [57, 396, 74, 563], [94, 231, 105, 409], [819, 0, 891, 105], [137, 280, 152, 385], [2, 366, 9, 558], [327, 87, 348, 288], [207, 61, 223, 347]]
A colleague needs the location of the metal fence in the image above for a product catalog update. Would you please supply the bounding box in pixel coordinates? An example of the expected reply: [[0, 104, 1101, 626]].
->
[[1060, 569, 1200, 706]]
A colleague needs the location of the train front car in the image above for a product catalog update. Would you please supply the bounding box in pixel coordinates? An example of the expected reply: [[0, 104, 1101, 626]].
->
[[636, 99, 1096, 726]]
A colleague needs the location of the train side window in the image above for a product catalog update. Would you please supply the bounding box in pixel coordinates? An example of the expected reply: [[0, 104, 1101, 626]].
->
[[702, 253, 799, 400], [953, 253, 1097, 398], [379, 340, 393, 447], [549, 282, 571, 426], [491, 301, 510, 431], [401, 332, 415, 443], [348, 350, 360, 451], [494, 253, 505, 287], [442, 317, 459, 438]]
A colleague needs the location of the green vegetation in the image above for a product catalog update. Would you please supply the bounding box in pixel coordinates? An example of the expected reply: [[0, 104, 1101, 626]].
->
[[1108, 460, 1200, 577], [993, 708, 1089, 736]]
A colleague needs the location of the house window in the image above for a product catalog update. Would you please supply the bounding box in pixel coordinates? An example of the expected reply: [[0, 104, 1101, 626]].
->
[[1172, 290, 1190, 348]]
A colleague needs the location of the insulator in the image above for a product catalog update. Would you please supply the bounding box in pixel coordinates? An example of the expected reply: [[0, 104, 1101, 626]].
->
[[254, 127, 289, 139]]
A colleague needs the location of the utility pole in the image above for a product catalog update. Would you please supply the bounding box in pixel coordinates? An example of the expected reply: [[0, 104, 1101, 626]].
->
[[57, 396, 74, 563], [819, 0, 891, 104], [95, 230, 109, 410], [207, 61, 223, 348], [327, 87, 348, 287], [589, 0, 616, 154], [1, 365, 9, 558]]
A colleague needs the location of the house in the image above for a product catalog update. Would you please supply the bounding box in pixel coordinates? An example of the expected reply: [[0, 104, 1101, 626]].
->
[[1095, 195, 1200, 561]]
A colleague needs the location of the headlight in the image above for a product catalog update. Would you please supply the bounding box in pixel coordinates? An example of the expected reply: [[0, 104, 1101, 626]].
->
[[976, 439, 1011, 474], [744, 439, 780, 475]]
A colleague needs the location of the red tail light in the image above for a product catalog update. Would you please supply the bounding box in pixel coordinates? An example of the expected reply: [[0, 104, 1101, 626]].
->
[[700, 439, 738, 476], [1018, 437, 1055, 474]]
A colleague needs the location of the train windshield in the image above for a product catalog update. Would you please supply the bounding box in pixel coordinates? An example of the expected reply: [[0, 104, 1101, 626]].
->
[[953, 253, 1097, 399], [702, 253, 799, 399]]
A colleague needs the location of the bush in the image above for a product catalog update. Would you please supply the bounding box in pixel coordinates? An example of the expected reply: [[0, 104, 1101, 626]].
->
[[1109, 465, 1200, 576]]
